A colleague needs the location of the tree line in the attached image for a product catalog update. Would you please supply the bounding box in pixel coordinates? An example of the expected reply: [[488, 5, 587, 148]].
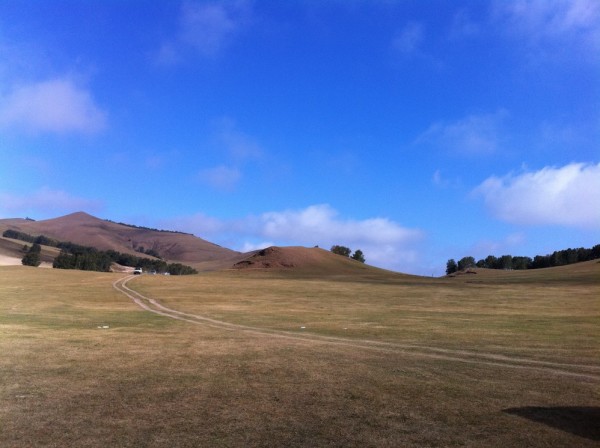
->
[[330, 245, 366, 263], [4, 229, 197, 274], [446, 244, 600, 275], [103, 219, 192, 235]]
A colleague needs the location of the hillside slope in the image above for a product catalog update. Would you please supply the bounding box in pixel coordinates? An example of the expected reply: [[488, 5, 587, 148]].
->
[[0, 212, 238, 264], [232, 246, 406, 278]]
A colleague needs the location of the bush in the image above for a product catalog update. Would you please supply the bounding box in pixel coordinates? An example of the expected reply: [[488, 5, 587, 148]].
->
[[22, 243, 41, 267]]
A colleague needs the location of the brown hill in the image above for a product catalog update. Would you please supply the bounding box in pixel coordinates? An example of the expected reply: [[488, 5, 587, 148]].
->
[[232, 246, 400, 277], [0, 212, 415, 277], [0, 212, 238, 265]]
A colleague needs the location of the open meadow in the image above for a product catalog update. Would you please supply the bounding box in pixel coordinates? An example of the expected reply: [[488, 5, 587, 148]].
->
[[1, 263, 599, 447]]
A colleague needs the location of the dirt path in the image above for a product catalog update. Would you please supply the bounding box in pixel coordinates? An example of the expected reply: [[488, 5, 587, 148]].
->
[[113, 275, 600, 381]]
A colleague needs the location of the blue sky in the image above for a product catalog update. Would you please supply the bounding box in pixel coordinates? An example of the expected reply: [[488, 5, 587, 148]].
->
[[1, 0, 599, 275]]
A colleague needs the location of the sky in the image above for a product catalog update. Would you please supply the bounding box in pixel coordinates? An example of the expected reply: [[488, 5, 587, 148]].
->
[[1, 0, 599, 275]]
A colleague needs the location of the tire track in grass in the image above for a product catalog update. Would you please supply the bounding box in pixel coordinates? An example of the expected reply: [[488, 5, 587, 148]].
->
[[113, 275, 600, 381]]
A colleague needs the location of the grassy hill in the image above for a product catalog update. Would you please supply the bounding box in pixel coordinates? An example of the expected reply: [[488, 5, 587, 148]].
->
[[0, 211, 238, 266], [0, 213, 404, 276], [231, 246, 404, 277]]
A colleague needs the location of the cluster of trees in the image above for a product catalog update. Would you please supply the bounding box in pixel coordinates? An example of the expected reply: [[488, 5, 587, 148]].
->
[[165, 263, 198, 275], [446, 244, 600, 275], [3, 229, 197, 274], [3, 229, 55, 245], [53, 247, 113, 271], [54, 245, 198, 274], [330, 245, 366, 263], [22, 243, 42, 267]]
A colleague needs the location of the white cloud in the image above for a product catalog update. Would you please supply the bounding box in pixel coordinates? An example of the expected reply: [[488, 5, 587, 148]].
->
[[417, 110, 508, 156], [0, 187, 103, 218], [258, 204, 421, 246], [474, 162, 600, 229], [198, 165, 241, 191], [0, 78, 106, 134]]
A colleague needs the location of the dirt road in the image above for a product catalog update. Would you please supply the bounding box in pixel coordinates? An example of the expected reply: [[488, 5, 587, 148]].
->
[[113, 275, 600, 381]]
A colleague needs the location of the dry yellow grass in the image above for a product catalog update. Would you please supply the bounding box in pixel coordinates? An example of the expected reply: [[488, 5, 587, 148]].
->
[[1, 263, 599, 447], [132, 262, 600, 364]]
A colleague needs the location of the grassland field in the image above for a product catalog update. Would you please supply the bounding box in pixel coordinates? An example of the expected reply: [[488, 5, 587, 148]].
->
[[0, 262, 599, 447]]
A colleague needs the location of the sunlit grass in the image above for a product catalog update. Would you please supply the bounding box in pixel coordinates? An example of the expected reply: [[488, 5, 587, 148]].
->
[[131, 264, 600, 363], [1, 264, 599, 447]]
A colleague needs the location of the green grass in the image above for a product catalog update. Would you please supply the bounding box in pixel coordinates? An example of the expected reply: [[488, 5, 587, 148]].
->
[[0, 263, 599, 447]]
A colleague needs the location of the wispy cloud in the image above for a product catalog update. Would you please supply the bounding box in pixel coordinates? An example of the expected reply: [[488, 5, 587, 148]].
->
[[0, 78, 107, 134], [198, 165, 242, 191], [159, 212, 226, 236], [432, 169, 460, 189], [0, 187, 103, 218], [474, 162, 600, 229], [493, 0, 600, 59], [450, 9, 480, 39], [157, 0, 252, 63], [212, 117, 263, 161], [392, 22, 424, 55], [417, 110, 508, 156], [196, 118, 264, 192]]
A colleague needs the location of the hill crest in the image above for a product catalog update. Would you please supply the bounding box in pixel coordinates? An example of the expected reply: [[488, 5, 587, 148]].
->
[[232, 246, 399, 277], [0, 211, 237, 265]]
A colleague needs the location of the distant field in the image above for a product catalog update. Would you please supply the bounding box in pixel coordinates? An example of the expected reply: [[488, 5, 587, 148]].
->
[[1, 263, 599, 447]]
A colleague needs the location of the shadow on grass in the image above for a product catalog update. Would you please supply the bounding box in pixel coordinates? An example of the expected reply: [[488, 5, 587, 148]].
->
[[503, 406, 600, 441]]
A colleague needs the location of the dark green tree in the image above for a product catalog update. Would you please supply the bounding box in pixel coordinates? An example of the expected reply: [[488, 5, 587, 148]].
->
[[512, 256, 532, 270], [351, 249, 365, 263], [22, 243, 41, 267], [499, 255, 513, 270], [484, 255, 499, 269], [457, 256, 476, 271], [53, 250, 75, 269], [331, 245, 351, 257], [167, 263, 198, 275], [446, 259, 458, 275]]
